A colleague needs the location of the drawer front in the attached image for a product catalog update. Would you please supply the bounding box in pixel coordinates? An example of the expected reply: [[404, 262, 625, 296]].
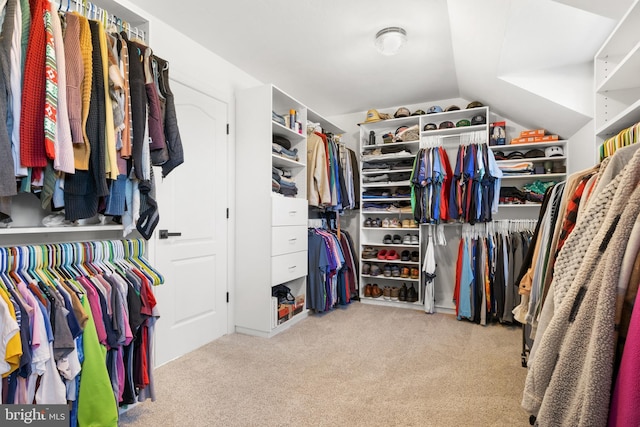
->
[[271, 251, 308, 285], [272, 226, 308, 256], [272, 197, 308, 226]]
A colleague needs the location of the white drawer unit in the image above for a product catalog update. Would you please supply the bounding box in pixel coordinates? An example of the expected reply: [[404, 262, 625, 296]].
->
[[271, 251, 308, 286], [272, 226, 308, 256], [272, 196, 308, 226]]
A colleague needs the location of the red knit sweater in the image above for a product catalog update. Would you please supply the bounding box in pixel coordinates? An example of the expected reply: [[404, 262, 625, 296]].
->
[[20, 0, 47, 167]]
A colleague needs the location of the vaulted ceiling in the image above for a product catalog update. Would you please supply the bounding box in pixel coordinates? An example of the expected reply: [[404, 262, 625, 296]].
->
[[134, 0, 632, 138]]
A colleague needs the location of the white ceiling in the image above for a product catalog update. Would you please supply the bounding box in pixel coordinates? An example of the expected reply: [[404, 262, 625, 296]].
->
[[135, 0, 632, 138]]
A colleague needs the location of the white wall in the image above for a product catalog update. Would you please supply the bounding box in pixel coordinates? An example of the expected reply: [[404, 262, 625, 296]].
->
[[567, 120, 598, 174]]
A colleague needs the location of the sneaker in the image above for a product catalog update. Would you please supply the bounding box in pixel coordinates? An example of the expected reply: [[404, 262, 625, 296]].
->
[[411, 251, 419, 262], [383, 286, 391, 301], [393, 234, 402, 244], [401, 267, 410, 278], [370, 265, 382, 276], [390, 287, 399, 301], [402, 234, 412, 244], [407, 284, 418, 302], [382, 218, 391, 228], [401, 250, 410, 261], [410, 235, 419, 245], [364, 218, 373, 227], [401, 219, 412, 228], [383, 234, 392, 244], [377, 249, 388, 260], [399, 284, 408, 301], [364, 284, 372, 297], [410, 268, 420, 279], [383, 264, 392, 277], [362, 263, 371, 275], [362, 247, 378, 259], [391, 265, 401, 277], [389, 218, 401, 228]]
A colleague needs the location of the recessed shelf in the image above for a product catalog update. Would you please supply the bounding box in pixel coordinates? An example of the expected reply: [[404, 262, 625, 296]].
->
[[272, 154, 305, 169], [0, 224, 124, 235], [501, 173, 565, 180]]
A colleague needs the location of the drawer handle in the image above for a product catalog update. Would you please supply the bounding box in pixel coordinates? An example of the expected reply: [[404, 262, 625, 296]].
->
[[288, 265, 297, 270], [288, 238, 297, 243], [288, 210, 297, 215]]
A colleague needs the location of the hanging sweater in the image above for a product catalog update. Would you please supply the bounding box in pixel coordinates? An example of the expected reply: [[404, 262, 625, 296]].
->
[[19, 0, 47, 167], [49, 2, 74, 174], [63, 12, 84, 145], [75, 13, 92, 170], [522, 148, 640, 426], [154, 55, 184, 178]]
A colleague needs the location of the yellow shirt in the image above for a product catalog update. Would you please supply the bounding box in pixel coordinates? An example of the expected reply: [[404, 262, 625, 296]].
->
[[0, 287, 22, 377]]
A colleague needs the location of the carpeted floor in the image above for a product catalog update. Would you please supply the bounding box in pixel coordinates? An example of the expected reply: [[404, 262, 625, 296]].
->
[[119, 302, 530, 426]]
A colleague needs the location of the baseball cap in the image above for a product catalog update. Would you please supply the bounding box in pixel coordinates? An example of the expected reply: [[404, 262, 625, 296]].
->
[[471, 114, 486, 125], [445, 105, 460, 111], [507, 151, 524, 160], [427, 105, 443, 114], [423, 123, 437, 131], [545, 146, 564, 157], [524, 149, 545, 158], [439, 121, 455, 129], [411, 109, 426, 116], [394, 107, 411, 118], [466, 101, 484, 109], [395, 126, 409, 136], [456, 119, 470, 127], [494, 151, 507, 160]]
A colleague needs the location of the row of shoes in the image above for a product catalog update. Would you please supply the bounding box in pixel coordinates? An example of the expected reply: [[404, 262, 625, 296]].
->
[[382, 234, 419, 245], [362, 247, 420, 260], [364, 217, 419, 228], [362, 263, 420, 279], [364, 283, 418, 302]]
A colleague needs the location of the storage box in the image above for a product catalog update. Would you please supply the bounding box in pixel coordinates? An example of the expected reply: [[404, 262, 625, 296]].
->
[[519, 129, 545, 137], [490, 122, 506, 146]]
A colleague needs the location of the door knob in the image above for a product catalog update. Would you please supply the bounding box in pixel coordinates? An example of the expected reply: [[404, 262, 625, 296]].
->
[[159, 230, 182, 239]]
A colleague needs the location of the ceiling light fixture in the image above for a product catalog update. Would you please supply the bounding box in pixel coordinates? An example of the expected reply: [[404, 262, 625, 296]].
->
[[375, 27, 407, 56]]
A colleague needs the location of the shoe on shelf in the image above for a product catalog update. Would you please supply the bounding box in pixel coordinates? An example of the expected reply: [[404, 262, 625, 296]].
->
[[410, 235, 419, 245], [386, 250, 399, 260], [401, 219, 412, 228], [391, 265, 401, 277], [390, 287, 400, 301], [364, 284, 372, 297], [383, 234, 392, 244], [371, 284, 383, 298], [402, 234, 412, 245], [362, 247, 378, 259], [370, 265, 382, 276], [383, 286, 391, 301], [383, 264, 392, 277], [393, 234, 402, 244], [401, 267, 410, 278], [382, 218, 391, 228], [407, 284, 418, 302], [377, 249, 388, 260], [399, 284, 408, 301], [389, 218, 401, 228], [401, 250, 410, 261], [362, 263, 371, 275], [411, 251, 419, 262], [364, 218, 373, 227], [410, 268, 420, 279]]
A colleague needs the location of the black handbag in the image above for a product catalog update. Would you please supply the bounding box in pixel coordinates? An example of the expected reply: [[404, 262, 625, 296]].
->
[[272, 284, 295, 303]]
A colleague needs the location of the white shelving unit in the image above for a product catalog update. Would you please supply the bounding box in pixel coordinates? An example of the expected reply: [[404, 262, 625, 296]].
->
[[235, 84, 309, 337], [594, 0, 640, 143], [357, 106, 490, 311], [489, 140, 568, 220]]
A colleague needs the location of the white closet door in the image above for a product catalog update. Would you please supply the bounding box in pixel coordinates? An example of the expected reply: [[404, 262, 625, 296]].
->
[[153, 81, 229, 367]]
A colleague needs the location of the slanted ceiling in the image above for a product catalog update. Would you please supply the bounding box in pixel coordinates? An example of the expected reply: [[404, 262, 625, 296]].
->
[[135, 0, 631, 138]]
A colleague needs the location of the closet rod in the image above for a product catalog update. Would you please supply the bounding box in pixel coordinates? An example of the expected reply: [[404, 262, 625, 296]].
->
[[54, 0, 146, 42]]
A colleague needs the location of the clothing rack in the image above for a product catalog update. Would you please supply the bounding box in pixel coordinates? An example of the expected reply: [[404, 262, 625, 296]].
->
[[599, 121, 639, 160], [54, 0, 147, 41]]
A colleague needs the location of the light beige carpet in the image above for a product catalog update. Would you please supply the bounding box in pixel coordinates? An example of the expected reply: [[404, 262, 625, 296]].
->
[[119, 302, 529, 426]]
